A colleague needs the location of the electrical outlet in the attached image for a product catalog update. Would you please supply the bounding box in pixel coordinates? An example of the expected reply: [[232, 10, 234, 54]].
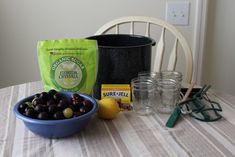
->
[[166, 1, 190, 25]]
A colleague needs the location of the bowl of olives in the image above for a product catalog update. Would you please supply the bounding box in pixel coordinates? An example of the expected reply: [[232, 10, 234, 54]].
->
[[13, 90, 98, 138]]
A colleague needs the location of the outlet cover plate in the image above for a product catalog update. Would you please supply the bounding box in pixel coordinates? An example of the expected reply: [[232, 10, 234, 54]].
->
[[166, 1, 190, 25]]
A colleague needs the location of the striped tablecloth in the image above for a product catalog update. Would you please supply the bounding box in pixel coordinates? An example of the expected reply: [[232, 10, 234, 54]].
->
[[1, 81, 235, 157]]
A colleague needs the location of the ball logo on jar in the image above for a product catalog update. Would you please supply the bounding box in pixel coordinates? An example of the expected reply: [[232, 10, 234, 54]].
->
[[51, 56, 86, 91]]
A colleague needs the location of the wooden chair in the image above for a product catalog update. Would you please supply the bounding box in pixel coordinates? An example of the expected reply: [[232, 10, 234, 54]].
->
[[95, 16, 193, 83]]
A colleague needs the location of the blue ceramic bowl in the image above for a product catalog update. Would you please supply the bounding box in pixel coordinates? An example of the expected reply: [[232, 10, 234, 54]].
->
[[13, 91, 98, 138]]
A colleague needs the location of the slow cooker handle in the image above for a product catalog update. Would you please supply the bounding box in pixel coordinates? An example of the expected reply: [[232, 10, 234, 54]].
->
[[150, 38, 156, 46], [152, 41, 156, 46]]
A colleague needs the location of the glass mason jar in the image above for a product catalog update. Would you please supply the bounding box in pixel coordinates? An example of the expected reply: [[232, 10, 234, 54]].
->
[[131, 77, 156, 116], [138, 71, 160, 80], [138, 71, 182, 87], [159, 71, 182, 87], [155, 79, 180, 114]]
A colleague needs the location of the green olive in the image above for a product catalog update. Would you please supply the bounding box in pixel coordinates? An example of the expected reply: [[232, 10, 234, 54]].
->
[[63, 108, 73, 118]]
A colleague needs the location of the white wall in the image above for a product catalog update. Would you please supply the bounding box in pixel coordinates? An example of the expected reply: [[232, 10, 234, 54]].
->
[[202, 0, 235, 95], [0, 0, 196, 88]]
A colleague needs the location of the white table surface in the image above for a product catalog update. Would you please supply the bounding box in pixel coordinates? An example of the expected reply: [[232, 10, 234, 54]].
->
[[1, 81, 235, 157]]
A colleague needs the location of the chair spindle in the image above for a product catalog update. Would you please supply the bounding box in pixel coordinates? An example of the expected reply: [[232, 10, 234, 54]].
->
[[167, 38, 178, 71], [115, 24, 119, 34], [130, 22, 134, 35], [145, 22, 150, 37], [153, 27, 165, 72]]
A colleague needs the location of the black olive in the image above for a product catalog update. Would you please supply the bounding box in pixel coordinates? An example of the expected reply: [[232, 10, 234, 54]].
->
[[32, 97, 43, 106], [25, 106, 34, 112], [53, 111, 64, 120], [53, 93, 63, 103], [48, 104, 58, 114], [40, 92, 49, 102], [71, 102, 82, 111], [34, 105, 45, 113], [19, 103, 28, 113], [34, 93, 41, 99], [59, 99, 69, 105], [79, 106, 89, 114], [72, 99, 82, 105], [38, 112, 49, 120], [72, 93, 83, 103], [47, 99, 56, 106], [83, 100, 92, 110], [57, 99, 68, 110], [72, 93, 81, 99], [48, 89, 57, 97], [25, 108, 35, 118]]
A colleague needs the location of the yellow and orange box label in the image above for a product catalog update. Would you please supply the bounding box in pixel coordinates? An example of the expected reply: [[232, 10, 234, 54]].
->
[[101, 84, 131, 104]]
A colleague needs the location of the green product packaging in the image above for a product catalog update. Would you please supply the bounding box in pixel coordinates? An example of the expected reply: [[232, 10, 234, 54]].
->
[[37, 39, 98, 94]]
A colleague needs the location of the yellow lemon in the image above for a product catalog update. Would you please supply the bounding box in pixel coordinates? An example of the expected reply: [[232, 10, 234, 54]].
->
[[98, 97, 120, 120]]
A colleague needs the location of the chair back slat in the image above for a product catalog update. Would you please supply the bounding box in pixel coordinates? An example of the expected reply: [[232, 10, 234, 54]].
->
[[130, 22, 134, 35], [167, 38, 178, 71], [115, 24, 119, 34], [145, 22, 150, 37], [153, 27, 165, 72]]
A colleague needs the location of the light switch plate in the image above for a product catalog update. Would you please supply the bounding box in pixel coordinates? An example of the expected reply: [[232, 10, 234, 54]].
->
[[165, 1, 190, 25]]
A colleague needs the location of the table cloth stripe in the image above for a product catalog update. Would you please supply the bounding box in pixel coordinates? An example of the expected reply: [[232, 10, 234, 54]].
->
[[0, 81, 235, 157]]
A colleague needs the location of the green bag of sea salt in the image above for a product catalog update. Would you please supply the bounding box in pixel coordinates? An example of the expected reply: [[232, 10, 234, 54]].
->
[[37, 39, 97, 94]]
